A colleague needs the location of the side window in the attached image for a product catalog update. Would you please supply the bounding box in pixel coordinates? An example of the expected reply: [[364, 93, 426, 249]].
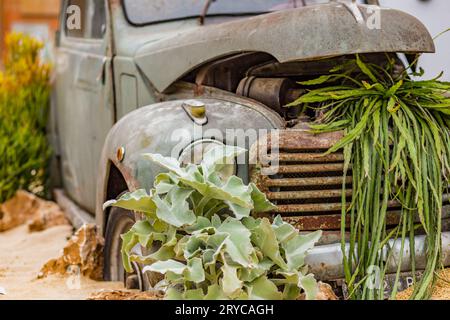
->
[[91, 1, 107, 39], [65, 0, 106, 39]]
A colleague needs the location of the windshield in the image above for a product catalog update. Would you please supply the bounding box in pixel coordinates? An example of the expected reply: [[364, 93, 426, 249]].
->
[[123, 0, 311, 25]]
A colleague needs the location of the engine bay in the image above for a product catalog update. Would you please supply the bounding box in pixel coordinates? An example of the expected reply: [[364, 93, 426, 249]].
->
[[182, 52, 406, 125]]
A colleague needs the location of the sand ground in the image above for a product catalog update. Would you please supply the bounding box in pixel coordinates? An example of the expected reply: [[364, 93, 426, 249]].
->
[[396, 268, 450, 300], [0, 224, 123, 300], [1, 217, 447, 300]]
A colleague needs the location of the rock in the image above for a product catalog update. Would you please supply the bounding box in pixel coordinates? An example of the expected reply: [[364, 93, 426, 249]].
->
[[0, 286, 6, 295], [0, 191, 39, 232], [40, 224, 104, 281], [316, 282, 338, 300], [0, 191, 69, 233], [298, 281, 339, 300], [27, 201, 69, 233], [87, 290, 163, 301]]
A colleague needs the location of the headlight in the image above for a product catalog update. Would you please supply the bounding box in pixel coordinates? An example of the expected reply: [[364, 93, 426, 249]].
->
[[178, 139, 237, 179]]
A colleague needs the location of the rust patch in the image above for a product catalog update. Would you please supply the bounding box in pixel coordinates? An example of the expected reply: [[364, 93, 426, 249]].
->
[[280, 211, 405, 231], [276, 200, 401, 213], [264, 153, 344, 163], [275, 163, 347, 174], [267, 189, 352, 200], [265, 129, 344, 151], [264, 176, 352, 187]]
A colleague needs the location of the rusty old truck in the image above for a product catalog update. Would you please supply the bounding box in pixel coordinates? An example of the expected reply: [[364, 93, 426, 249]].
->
[[50, 0, 450, 293]]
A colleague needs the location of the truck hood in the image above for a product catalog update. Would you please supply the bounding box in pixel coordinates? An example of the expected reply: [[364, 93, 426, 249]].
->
[[135, 3, 434, 93]]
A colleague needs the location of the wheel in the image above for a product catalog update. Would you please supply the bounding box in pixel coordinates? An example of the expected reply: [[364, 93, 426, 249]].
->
[[103, 207, 144, 290]]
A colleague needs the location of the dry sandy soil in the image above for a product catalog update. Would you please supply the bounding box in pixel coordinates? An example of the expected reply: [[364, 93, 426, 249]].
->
[[396, 268, 450, 300], [0, 193, 447, 300], [1, 224, 448, 300], [0, 224, 123, 300]]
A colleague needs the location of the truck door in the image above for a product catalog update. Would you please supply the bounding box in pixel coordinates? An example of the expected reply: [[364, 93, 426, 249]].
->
[[55, 0, 114, 213]]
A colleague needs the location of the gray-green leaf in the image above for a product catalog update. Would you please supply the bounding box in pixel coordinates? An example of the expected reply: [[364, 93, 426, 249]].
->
[[103, 189, 156, 216], [221, 264, 243, 297], [283, 230, 322, 271], [152, 186, 196, 228], [247, 276, 283, 300]]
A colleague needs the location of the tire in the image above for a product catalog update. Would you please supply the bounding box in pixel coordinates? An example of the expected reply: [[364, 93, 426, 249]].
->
[[103, 207, 144, 290]]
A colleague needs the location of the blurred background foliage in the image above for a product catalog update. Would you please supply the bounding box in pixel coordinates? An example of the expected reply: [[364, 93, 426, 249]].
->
[[0, 32, 52, 203]]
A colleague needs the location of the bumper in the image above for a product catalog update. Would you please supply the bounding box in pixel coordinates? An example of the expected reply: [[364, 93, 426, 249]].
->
[[306, 231, 450, 281]]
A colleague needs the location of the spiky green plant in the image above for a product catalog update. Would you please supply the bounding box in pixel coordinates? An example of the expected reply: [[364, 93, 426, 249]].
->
[[287, 54, 450, 300]]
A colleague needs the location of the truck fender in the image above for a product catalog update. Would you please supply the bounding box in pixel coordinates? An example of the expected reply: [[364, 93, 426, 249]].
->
[[95, 97, 284, 234]]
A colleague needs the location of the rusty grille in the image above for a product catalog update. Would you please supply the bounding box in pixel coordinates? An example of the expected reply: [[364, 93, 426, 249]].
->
[[250, 130, 450, 233], [251, 130, 354, 231]]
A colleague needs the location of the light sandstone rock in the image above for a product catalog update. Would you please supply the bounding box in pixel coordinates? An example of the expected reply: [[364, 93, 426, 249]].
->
[[0, 191, 69, 233], [0, 191, 39, 232], [27, 200, 69, 233], [315, 281, 338, 300], [298, 281, 339, 300], [87, 290, 163, 300], [40, 224, 104, 281]]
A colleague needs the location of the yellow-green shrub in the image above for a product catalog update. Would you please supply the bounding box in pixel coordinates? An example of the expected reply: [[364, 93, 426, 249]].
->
[[0, 33, 52, 203]]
